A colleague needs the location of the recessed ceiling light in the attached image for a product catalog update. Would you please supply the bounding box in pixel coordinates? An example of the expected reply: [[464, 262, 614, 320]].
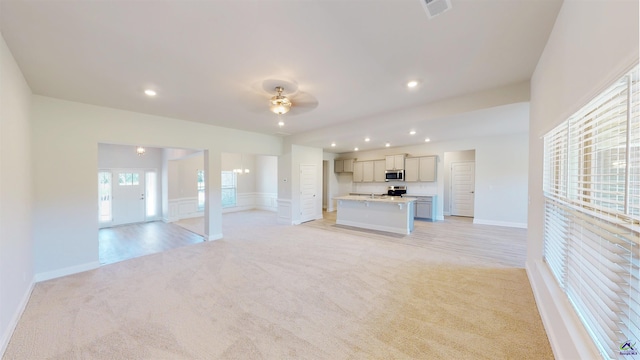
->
[[407, 80, 419, 88], [354, 147, 359, 151], [409, 130, 416, 135], [144, 89, 156, 96], [331, 142, 336, 147], [385, 143, 391, 147], [278, 120, 285, 127], [424, 138, 431, 142], [364, 137, 370, 142]]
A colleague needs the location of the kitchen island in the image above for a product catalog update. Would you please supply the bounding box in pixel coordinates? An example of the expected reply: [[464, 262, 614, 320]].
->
[[334, 195, 416, 234]]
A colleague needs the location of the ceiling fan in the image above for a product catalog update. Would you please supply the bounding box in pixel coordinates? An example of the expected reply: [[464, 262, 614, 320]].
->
[[240, 79, 319, 117], [269, 86, 292, 115]]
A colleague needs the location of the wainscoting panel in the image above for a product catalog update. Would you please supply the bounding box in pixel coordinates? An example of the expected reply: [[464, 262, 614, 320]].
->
[[255, 192, 277, 212], [167, 197, 202, 222], [277, 199, 292, 225], [169, 193, 278, 219]]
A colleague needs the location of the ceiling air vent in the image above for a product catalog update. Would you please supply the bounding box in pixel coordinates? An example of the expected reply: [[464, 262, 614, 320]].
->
[[420, 0, 452, 19]]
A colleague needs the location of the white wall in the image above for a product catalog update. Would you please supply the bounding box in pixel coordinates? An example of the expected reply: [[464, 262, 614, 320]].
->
[[0, 34, 34, 354], [31, 96, 282, 280], [527, 1, 639, 359], [168, 154, 203, 199], [98, 143, 163, 170], [256, 155, 277, 194], [338, 131, 529, 226], [278, 144, 323, 224]]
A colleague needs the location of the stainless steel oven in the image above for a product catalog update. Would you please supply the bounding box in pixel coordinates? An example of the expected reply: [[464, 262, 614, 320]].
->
[[385, 170, 404, 182]]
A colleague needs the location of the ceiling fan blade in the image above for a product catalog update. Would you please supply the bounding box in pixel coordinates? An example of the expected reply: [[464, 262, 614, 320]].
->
[[290, 91, 319, 109]]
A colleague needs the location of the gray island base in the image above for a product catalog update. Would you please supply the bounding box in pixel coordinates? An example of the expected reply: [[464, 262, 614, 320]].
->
[[334, 195, 416, 235]]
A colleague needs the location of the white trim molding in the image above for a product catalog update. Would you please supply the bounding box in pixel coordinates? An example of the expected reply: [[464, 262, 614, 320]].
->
[[166, 197, 203, 222], [473, 218, 527, 229], [526, 259, 599, 359], [34, 261, 101, 283], [277, 198, 293, 225], [206, 233, 223, 241], [1, 279, 35, 356]]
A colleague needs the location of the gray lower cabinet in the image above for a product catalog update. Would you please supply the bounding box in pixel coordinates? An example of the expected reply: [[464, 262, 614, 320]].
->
[[413, 195, 436, 221]]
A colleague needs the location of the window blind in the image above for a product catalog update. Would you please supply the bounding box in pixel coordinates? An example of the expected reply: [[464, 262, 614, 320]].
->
[[543, 65, 640, 359]]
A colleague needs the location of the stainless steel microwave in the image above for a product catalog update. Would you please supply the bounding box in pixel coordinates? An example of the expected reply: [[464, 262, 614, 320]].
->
[[385, 170, 404, 182]]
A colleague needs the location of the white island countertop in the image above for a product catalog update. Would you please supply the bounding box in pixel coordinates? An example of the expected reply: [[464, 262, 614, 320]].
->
[[334, 195, 416, 204], [334, 195, 416, 234]]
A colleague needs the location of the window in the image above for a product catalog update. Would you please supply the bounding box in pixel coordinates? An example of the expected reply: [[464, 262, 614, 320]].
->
[[145, 171, 157, 218], [118, 172, 139, 186], [98, 171, 112, 222], [197, 170, 205, 211], [221, 171, 237, 208], [543, 65, 639, 359]]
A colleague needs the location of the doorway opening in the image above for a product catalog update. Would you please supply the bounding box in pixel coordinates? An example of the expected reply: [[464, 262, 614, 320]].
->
[[98, 144, 205, 264]]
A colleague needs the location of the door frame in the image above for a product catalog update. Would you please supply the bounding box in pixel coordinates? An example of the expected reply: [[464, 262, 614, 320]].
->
[[98, 168, 158, 228], [450, 160, 475, 217], [299, 163, 318, 223]]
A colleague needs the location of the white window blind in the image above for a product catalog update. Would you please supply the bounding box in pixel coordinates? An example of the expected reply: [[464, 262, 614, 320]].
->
[[543, 65, 640, 359]]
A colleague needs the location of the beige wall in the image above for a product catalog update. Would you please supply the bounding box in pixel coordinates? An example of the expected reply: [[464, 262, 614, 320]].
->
[[31, 96, 282, 278], [0, 34, 34, 354], [527, 1, 639, 358], [168, 154, 204, 199]]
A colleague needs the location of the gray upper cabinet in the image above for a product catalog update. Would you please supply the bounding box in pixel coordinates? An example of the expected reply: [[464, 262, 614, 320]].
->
[[385, 154, 405, 170], [334, 159, 355, 173], [373, 160, 386, 182], [405, 156, 437, 182], [352, 160, 386, 182], [343, 159, 354, 172], [353, 161, 364, 182], [418, 156, 436, 181], [404, 157, 419, 181]]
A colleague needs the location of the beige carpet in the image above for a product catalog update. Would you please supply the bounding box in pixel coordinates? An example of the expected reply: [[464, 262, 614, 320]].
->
[[3, 211, 553, 359]]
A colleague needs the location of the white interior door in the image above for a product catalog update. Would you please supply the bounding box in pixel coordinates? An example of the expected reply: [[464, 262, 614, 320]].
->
[[112, 170, 145, 225], [300, 164, 317, 223], [451, 161, 475, 217]]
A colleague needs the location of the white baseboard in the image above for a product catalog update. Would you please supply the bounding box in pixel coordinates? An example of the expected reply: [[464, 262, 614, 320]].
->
[[222, 205, 254, 214], [443, 211, 451, 216], [526, 260, 599, 359], [473, 218, 527, 228], [206, 233, 223, 241], [34, 261, 101, 282], [1, 279, 35, 356]]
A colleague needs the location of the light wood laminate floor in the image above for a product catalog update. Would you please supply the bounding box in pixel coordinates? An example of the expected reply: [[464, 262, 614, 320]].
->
[[309, 212, 527, 267], [99, 221, 204, 265]]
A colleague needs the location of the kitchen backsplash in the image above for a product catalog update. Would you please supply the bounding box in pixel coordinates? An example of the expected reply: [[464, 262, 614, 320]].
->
[[353, 182, 437, 195]]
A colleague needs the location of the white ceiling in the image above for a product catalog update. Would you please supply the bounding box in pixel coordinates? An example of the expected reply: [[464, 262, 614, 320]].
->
[[0, 0, 562, 154]]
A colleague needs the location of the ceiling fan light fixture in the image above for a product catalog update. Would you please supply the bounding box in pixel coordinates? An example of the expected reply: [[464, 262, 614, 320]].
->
[[269, 86, 292, 115]]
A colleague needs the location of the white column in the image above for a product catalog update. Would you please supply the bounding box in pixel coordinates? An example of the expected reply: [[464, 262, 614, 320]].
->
[[204, 149, 223, 240]]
